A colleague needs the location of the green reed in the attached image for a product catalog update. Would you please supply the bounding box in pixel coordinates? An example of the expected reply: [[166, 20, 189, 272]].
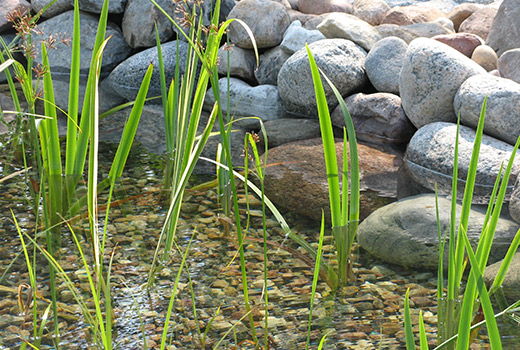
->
[[404, 99, 520, 349]]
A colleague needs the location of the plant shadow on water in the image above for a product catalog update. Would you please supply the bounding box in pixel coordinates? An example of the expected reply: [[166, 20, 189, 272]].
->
[[2, 134, 519, 349]]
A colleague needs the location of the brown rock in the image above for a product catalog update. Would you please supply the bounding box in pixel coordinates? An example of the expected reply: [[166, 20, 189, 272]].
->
[[447, 3, 482, 32], [263, 138, 403, 222], [471, 44, 498, 71], [298, 0, 352, 15], [382, 5, 446, 26], [459, 6, 497, 41], [432, 33, 483, 57]]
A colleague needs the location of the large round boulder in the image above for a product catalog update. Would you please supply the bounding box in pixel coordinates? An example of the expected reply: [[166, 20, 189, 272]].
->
[[358, 194, 520, 270], [399, 38, 486, 128], [405, 122, 520, 203], [278, 39, 367, 117], [227, 0, 291, 49], [455, 74, 520, 146], [486, 0, 520, 56]]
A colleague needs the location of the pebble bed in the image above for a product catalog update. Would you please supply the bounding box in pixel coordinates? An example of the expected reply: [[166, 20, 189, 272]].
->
[[0, 141, 496, 349]]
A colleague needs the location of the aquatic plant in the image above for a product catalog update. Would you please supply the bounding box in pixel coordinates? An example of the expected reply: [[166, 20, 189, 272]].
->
[[404, 99, 520, 349], [306, 44, 360, 289]]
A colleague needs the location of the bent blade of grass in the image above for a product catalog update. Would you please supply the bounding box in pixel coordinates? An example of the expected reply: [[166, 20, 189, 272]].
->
[[0, 58, 14, 72]]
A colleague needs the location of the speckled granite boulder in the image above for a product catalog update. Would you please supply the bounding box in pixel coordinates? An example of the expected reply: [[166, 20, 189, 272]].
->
[[227, 0, 291, 49], [486, 0, 520, 56], [399, 38, 486, 128], [498, 49, 520, 84], [365, 36, 407, 94], [254, 46, 292, 85], [316, 12, 381, 51], [358, 194, 520, 270], [204, 78, 286, 121], [106, 40, 189, 101], [32, 10, 131, 75], [405, 122, 520, 203], [455, 74, 520, 146], [331, 93, 415, 145], [459, 6, 497, 41], [278, 39, 367, 117]]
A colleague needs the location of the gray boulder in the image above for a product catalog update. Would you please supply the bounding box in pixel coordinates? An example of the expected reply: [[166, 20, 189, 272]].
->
[[260, 118, 321, 148], [78, 0, 127, 14], [486, 0, 520, 56], [217, 45, 257, 82], [254, 46, 292, 85], [484, 252, 520, 303], [122, 0, 175, 48], [358, 194, 520, 270], [316, 12, 382, 51], [33, 10, 131, 75], [31, 0, 73, 18], [227, 0, 291, 49], [405, 122, 520, 203], [399, 38, 486, 128], [280, 20, 325, 54], [0, 0, 31, 31], [278, 39, 367, 117], [204, 78, 286, 121], [331, 92, 415, 145], [455, 74, 520, 146], [365, 36, 408, 94], [498, 49, 520, 84], [106, 40, 190, 101]]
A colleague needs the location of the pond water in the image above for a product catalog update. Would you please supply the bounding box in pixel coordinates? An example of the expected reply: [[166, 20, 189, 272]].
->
[[0, 134, 517, 350]]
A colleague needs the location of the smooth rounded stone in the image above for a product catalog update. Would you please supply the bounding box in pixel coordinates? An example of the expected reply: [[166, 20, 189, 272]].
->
[[447, 3, 482, 31], [331, 93, 416, 145], [376, 24, 417, 44], [405, 122, 520, 202], [263, 138, 403, 221], [217, 45, 257, 82], [78, 0, 127, 14], [259, 118, 321, 148], [32, 11, 131, 75], [471, 44, 497, 71], [399, 19, 454, 40], [316, 12, 382, 51], [498, 49, 520, 84], [122, 0, 175, 48], [298, 0, 352, 15], [280, 20, 326, 54], [204, 77, 286, 121], [357, 194, 520, 270], [486, 0, 520, 56], [455, 74, 520, 146], [382, 5, 446, 26], [432, 33, 483, 57], [254, 46, 292, 85], [106, 40, 190, 101], [352, 0, 391, 26], [0, 0, 31, 31], [31, 0, 73, 18], [458, 6, 497, 41], [277, 39, 367, 117], [399, 38, 486, 128], [227, 0, 291, 49], [365, 37, 407, 94], [484, 252, 520, 302]]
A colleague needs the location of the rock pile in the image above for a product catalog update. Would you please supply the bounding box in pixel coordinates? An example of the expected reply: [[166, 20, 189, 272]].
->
[[1, 0, 520, 288]]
